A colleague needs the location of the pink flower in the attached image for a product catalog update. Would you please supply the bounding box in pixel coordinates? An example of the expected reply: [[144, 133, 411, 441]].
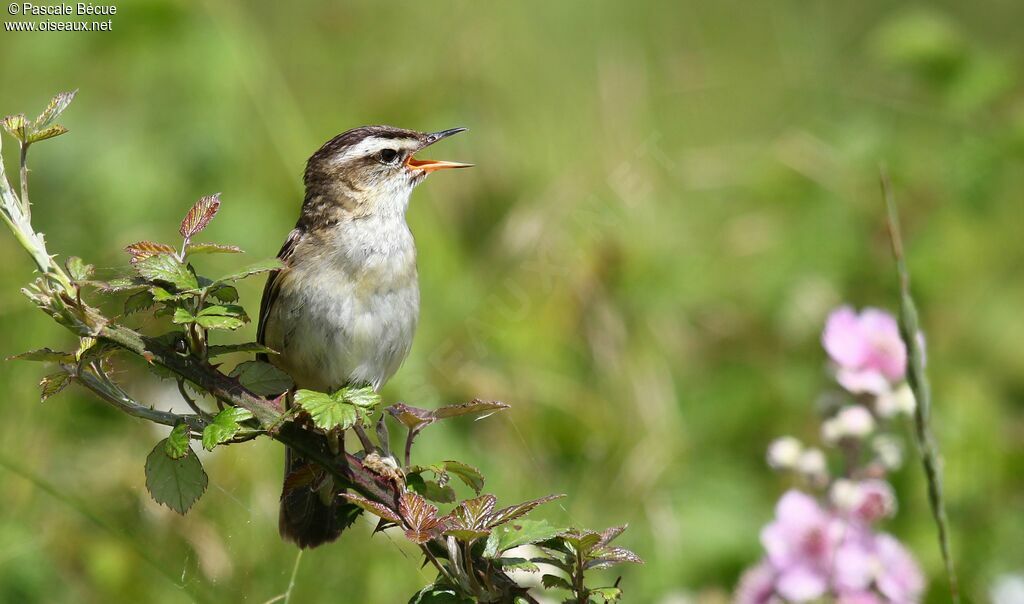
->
[[833, 528, 925, 603], [760, 491, 842, 601], [875, 533, 925, 603], [822, 306, 907, 394], [831, 479, 896, 523], [735, 560, 779, 604]]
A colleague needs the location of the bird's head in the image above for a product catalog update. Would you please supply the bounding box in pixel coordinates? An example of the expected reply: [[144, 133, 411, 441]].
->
[[302, 125, 471, 219]]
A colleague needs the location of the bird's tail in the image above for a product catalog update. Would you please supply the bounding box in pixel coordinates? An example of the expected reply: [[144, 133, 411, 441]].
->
[[279, 446, 358, 548]]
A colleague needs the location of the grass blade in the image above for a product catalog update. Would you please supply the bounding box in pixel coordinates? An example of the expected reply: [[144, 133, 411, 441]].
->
[[880, 168, 959, 603]]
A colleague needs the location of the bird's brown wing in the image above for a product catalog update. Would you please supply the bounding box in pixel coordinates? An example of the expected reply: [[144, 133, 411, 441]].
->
[[256, 227, 303, 354]]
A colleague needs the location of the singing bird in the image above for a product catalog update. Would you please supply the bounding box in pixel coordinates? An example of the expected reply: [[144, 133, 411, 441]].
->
[[257, 126, 471, 548]]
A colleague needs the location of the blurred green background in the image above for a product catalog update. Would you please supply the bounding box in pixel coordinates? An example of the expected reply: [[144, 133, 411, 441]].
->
[[2, 1, 1023, 602]]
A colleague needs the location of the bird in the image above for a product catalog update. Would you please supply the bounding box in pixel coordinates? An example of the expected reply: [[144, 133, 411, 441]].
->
[[256, 125, 471, 548]]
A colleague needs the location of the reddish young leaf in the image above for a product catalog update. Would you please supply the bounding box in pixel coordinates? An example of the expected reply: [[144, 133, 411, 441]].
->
[[485, 494, 565, 529], [340, 492, 402, 525], [125, 241, 176, 264], [399, 492, 447, 544], [179, 193, 221, 238], [433, 399, 510, 420]]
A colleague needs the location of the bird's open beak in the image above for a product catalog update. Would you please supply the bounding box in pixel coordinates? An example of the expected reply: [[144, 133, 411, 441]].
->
[[406, 127, 473, 173]]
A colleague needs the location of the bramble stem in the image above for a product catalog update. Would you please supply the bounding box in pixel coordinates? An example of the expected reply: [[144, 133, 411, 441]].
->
[[880, 169, 959, 603]]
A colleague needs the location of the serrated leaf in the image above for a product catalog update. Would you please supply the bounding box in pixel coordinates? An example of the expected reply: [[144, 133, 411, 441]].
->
[[340, 492, 402, 525], [165, 423, 191, 459], [2, 114, 27, 141], [294, 389, 360, 431], [134, 253, 198, 291], [586, 546, 644, 569], [40, 372, 71, 401], [399, 492, 446, 544], [386, 403, 435, 430], [7, 348, 72, 362], [125, 241, 176, 264], [27, 124, 68, 143], [341, 385, 380, 408], [589, 587, 623, 602], [230, 361, 293, 396], [407, 584, 474, 604], [209, 284, 239, 302], [118, 290, 152, 315], [34, 90, 76, 129], [180, 193, 221, 238], [214, 258, 285, 284], [144, 439, 207, 514], [407, 473, 456, 504], [185, 242, 243, 255], [541, 574, 573, 591], [196, 315, 246, 330], [487, 494, 565, 529], [442, 460, 484, 494], [199, 304, 248, 318], [93, 277, 150, 293], [172, 308, 196, 324], [433, 399, 510, 420], [484, 519, 567, 558], [64, 256, 94, 281], [560, 529, 602, 556], [207, 342, 276, 357], [497, 558, 540, 573], [202, 407, 254, 451]]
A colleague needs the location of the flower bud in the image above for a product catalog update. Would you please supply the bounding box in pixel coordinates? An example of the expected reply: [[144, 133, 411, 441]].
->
[[767, 436, 803, 470], [797, 447, 827, 480], [872, 435, 904, 470], [822, 406, 875, 444], [876, 383, 916, 418]]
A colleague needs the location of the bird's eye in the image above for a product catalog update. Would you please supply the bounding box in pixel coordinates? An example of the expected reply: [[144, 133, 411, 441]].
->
[[378, 148, 400, 164]]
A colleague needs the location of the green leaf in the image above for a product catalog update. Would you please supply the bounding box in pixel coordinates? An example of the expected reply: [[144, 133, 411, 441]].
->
[[39, 372, 71, 401], [407, 473, 456, 504], [484, 519, 567, 558], [124, 290, 156, 314], [144, 439, 208, 514], [7, 348, 72, 362], [207, 342, 276, 357], [560, 529, 602, 556], [541, 574, 573, 591], [165, 423, 191, 459], [294, 389, 360, 431], [64, 256, 94, 281], [172, 308, 196, 324], [443, 460, 484, 493], [407, 584, 474, 604], [209, 284, 239, 302], [180, 194, 221, 238], [202, 407, 255, 451], [195, 315, 246, 330], [34, 90, 76, 129], [185, 242, 243, 255], [590, 587, 623, 602], [341, 385, 381, 408], [214, 258, 285, 284], [27, 124, 68, 143], [497, 557, 540, 573], [135, 253, 198, 291], [230, 360, 293, 396]]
